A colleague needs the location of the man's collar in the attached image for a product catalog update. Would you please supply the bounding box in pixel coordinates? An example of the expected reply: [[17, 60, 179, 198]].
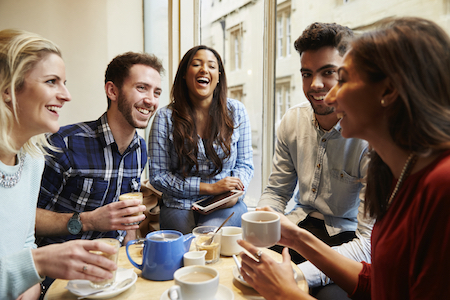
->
[[311, 113, 341, 133], [96, 113, 140, 151]]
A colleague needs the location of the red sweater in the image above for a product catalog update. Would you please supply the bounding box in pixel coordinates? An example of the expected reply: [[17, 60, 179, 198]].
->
[[351, 151, 450, 299]]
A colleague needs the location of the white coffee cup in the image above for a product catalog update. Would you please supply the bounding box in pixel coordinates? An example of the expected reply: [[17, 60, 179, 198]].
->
[[241, 211, 281, 247], [169, 266, 219, 300], [220, 226, 243, 256], [183, 251, 207, 266]]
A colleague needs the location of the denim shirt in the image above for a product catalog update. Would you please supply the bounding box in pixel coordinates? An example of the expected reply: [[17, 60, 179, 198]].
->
[[259, 102, 373, 287], [148, 98, 254, 210]]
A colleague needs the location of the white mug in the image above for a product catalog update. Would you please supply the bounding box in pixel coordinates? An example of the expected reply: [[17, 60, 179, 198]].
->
[[183, 251, 207, 266], [169, 266, 219, 300], [241, 211, 281, 248], [220, 226, 243, 256]]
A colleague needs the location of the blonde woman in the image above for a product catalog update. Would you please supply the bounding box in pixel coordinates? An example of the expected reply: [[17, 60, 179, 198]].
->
[[0, 29, 117, 299]]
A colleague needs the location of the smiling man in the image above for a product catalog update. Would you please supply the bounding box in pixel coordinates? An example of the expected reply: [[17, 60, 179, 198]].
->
[[36, 52, 163, 246], [258, 23, 373, 300]]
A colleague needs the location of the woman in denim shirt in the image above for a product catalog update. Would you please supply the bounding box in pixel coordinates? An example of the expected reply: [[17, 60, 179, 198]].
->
[[148, 45, 254, 234]]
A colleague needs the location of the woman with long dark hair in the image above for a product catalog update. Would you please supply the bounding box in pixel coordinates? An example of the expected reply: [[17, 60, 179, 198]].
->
[[149, 45, 253, 233]]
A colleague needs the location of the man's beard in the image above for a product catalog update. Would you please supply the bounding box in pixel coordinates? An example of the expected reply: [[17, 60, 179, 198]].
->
[[309, 98, 335, 116], [117, 92, 148, 129], [313, 104, 335, 116]]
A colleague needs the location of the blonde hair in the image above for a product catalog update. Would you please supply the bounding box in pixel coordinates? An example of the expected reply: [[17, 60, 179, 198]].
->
[[0, 29, 62, 157]]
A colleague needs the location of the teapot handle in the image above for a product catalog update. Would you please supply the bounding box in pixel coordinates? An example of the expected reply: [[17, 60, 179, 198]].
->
[[126, 239, 145, 270]]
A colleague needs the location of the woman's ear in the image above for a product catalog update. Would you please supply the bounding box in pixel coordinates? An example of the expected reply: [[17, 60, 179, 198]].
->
[[381, 79, 398, 107], [3, 88, 11, 102], [105, 81, 118, 103]]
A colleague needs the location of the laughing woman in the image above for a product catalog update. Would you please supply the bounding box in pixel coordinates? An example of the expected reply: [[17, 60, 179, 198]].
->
[[148, 45, 253, 234], [0, 29, 118, 299]]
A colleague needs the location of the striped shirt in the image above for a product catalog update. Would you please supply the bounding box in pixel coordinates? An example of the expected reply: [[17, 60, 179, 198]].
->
[[148, 98, 254, 209], [38, 113, 146, 245]]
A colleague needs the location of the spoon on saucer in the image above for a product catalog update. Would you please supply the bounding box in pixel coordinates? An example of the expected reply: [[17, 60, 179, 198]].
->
[[77, 277, 133, 299]]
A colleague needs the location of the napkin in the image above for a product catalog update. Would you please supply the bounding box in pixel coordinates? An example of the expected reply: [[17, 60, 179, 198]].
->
[[65, 268, 135, 296]]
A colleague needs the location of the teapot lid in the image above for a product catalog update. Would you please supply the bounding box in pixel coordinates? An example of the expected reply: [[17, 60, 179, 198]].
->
[[148, 231, 181, 241]]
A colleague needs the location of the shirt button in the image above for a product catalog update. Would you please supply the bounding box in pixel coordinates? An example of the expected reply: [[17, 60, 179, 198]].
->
[[312, 188, 317, 193], [322, 138, 326, 142], [317, 164, 321, 169], [340, 173, 344, 178]]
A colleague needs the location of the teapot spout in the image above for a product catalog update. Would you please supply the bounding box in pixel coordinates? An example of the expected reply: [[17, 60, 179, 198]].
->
[[183, 233, 195, 252]]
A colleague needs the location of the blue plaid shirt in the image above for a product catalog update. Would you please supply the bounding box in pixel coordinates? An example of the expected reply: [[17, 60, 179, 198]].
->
[[148, 98, 254, 209], [38, 113, 146, 245]]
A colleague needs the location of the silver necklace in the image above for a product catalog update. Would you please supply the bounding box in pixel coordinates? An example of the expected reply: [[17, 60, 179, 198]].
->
[[387, 153, 418, 206], [0, 153, 25, 188]]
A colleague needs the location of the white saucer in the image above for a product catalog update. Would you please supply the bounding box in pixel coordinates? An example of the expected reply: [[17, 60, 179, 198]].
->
[[66, 268, 137, 299], [232, 266, 298, 288], [160, 284, 234, 300]]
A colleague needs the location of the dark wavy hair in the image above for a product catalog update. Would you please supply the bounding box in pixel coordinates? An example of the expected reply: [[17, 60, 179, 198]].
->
[[170, 45, 233, 178], [294, 22, 354, 56], [352, 17, 450, 218]]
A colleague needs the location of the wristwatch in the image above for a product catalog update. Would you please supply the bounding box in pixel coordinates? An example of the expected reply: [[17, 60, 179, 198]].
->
[[67, 212, 83, 235]]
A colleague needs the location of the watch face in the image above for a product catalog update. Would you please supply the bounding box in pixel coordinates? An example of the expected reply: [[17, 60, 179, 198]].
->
[[68, 219, 82, 235]]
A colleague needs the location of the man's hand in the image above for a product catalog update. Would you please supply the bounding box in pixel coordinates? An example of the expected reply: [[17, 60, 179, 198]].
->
[[256, 206, 302, 249], [82, 199, 146, 232]]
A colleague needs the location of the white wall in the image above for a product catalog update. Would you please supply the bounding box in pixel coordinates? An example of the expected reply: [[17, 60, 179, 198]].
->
[[0, 0, 144, 126]]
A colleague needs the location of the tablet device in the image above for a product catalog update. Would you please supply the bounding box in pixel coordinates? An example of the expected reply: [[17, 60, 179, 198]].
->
[[192, 190, 244, 212]]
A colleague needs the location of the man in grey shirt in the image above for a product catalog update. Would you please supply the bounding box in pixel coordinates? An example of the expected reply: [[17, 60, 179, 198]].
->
[[258, 22, 373, 299]]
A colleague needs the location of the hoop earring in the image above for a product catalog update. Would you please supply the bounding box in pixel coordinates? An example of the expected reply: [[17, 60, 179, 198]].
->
[[4, 98, 11, 102]]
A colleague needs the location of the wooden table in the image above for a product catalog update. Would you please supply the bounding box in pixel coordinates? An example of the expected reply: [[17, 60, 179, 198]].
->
[[45, 244, 308, 299]]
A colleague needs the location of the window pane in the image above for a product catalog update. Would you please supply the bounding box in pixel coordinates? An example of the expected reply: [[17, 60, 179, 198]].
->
[[200, 0, 264, 207]]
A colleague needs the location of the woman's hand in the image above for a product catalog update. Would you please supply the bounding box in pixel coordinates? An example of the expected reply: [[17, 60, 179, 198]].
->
[[32, 239, 118, 283], [16, 283, 41, 300], [237, 239, 313, 300], [200, 176, 244, 195]]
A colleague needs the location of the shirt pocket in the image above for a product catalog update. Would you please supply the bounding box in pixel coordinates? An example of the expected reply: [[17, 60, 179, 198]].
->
[[328, 169, 361, 213], [74, 178, 108, 209], [123, 177, 141, 193]]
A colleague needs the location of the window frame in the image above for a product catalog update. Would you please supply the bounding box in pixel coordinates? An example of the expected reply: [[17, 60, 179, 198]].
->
[[162, 0, 277, 200]]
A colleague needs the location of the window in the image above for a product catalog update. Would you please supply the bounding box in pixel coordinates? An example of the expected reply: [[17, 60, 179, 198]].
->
[[229, 24, 243, 71], [229, 85, 244, 103], [276, 2, 291, 58], [275, 78, 291, 128], [145, 0, 450, 208], [200, 0, 264, 207]]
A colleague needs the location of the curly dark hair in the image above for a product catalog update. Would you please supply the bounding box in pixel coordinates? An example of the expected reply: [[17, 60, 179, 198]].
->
[[294, 22, 354, 56]]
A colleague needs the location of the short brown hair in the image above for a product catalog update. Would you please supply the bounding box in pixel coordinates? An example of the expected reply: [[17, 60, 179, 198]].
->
[[105, 52, 164, 108]]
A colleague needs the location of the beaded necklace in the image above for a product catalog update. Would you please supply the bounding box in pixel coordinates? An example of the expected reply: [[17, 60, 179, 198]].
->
[[387, 153, 418, 206], [0, 152, 25, 188]]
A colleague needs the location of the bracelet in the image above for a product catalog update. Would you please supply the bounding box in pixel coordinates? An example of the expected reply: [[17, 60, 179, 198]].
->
[[40, 282, 46, 297]]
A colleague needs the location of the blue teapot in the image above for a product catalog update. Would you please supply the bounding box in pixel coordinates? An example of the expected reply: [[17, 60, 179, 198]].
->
[[126, 230, 194, 281]]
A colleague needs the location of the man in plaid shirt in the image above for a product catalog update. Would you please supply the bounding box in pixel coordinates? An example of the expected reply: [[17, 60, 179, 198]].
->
[[36, 52, 164, 249]]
